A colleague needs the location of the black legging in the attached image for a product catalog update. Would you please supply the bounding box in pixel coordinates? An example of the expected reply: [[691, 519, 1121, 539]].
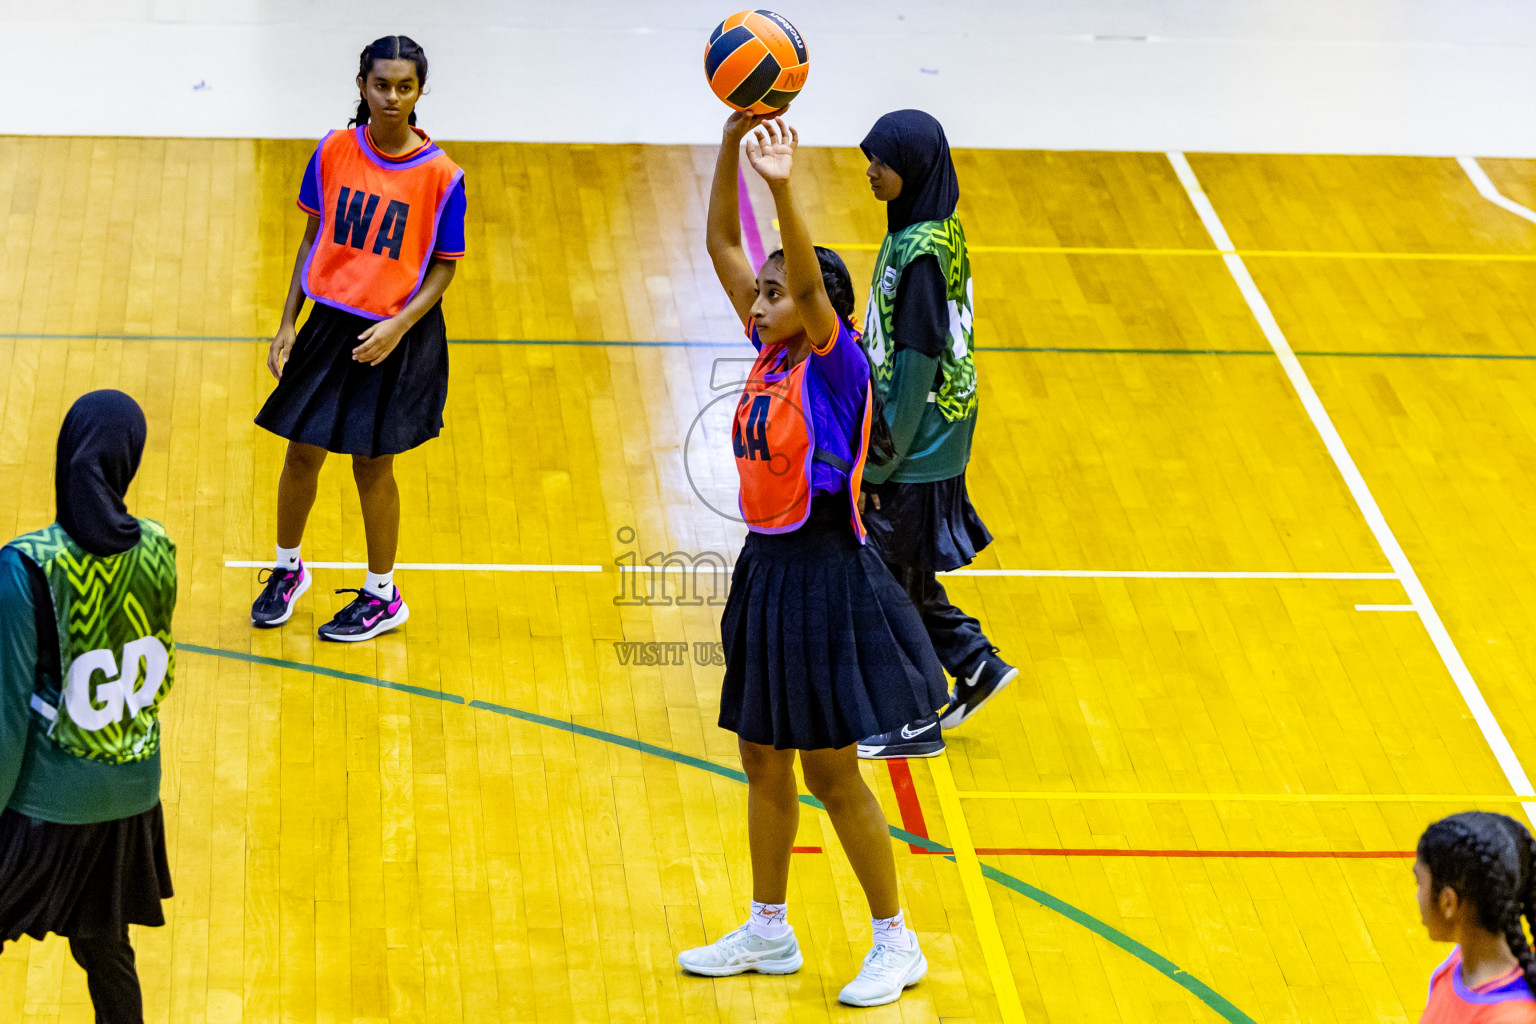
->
[[885, 560, 992, 675], [68, 927, 143, 1024]]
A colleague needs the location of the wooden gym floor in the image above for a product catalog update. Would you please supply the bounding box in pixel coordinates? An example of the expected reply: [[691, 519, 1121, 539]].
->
[[4, 136, 1536, 1023]]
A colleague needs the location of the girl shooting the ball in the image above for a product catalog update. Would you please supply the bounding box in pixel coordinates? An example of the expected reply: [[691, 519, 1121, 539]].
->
[[676, 112, 946, 1008]]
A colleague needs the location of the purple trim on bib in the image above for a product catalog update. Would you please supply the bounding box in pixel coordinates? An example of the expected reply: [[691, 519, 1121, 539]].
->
[[1451, 960, 1534, 1005], [298, 130, 335, 314], [738, 352, 816, 536], [354, 125, 443, 171], [405, 166, 465, 305]]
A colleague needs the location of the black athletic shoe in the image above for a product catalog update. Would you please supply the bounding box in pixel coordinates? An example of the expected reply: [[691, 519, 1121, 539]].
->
[[939, 648, 1019, 731], [317, 586, 410, 642], [857, 713, 944, 760], [251, 563, 311, 628]]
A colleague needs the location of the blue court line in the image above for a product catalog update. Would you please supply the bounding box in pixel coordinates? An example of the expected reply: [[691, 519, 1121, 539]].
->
[[180, 641, 1256, 1024], [3, 331, 1534, 362]]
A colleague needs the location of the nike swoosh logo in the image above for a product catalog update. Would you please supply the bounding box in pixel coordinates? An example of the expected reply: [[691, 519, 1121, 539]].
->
[[900, 722, 936, 740], [363, 611, 384, 627]]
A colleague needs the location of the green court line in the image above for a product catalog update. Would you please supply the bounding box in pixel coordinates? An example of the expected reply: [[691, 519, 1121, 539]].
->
[[7, 330, 1534, 363], [182, 642, 1256, 1024], [178, 642, 465, 703]]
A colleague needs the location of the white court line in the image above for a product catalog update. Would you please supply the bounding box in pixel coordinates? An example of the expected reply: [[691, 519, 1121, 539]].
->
[[1169, 152, 1536, 824], [1355, 604, 1417, 612], [224, 560, 602, 573], [1458, 157, 1536, 225], [226, 559, 1393, 580]]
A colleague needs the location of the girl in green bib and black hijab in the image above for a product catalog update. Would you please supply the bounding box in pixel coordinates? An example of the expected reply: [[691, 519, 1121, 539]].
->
[[0, 391, 177, 1024], [853, 110, 1021, 760]]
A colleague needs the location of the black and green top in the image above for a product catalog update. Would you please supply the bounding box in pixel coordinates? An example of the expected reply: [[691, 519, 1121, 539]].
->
[[0, 519, 177, 824], [860, 211, 978, 485]]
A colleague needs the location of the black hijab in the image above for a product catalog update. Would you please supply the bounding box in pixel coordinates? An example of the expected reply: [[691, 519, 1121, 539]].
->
[[55, 390, 146, 557], [860, 109, 960, 233]]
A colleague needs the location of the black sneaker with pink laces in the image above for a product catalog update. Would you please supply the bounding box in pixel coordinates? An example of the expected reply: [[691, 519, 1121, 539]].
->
[[251, 563, 311, 628], [317, 586, 410, 642]]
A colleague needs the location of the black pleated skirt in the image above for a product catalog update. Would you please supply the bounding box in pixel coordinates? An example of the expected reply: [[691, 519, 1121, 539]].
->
[[863, 473, 994, 573], [255, 300, 449, 457], [0, 804, 173, 944], [719, 495, 949, 750]]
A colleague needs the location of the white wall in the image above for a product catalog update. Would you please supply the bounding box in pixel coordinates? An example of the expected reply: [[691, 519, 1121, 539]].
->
[[8, 0, 1536, 154]]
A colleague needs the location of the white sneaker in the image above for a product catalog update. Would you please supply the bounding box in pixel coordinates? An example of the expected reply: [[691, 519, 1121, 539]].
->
[[838, 935, 928, 1006], [678, 923, 803, 977]]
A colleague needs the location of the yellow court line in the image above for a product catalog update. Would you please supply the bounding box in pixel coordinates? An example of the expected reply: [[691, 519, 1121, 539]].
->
[[826, 242, 1536, 262], [958, 791, 1534, 804], [929, 755, 1029, 1023]]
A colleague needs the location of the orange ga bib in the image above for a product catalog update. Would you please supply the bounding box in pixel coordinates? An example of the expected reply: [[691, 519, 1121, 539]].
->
[[733, 344, 871, 539]]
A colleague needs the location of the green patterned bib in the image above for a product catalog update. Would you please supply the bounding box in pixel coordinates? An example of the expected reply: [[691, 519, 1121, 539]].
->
[[862, 211, 978, 422], [7, 520, 177, 764]]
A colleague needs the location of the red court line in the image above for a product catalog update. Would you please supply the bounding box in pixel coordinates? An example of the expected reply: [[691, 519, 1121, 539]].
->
[[885, 759, 933, 854], [872, 760, 1410, 859], [792, 846, 822, 854], [962, 848, 1415, 859]]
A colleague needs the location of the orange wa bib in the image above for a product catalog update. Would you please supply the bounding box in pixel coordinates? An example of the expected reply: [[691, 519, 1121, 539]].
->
[[302, 127, 464, 320]]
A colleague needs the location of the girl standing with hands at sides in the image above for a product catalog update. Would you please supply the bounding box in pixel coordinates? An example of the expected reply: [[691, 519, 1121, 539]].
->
[[1414, 811, 1536, 1022], [252, 35, 466, 641], [676, 112, 948, 1008]]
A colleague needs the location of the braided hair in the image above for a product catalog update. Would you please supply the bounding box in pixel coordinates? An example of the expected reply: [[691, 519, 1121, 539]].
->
[[350, 35, 429, 128], [1418, 811, 1536, 997], [765, 246, 897, 467]]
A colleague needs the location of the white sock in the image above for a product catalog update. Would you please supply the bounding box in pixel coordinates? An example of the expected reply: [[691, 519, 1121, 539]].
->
[[276, 545, 301, 571], [365, 570, 394, 599], [748, 901, 790, 940], [872, 911, 914, 949]]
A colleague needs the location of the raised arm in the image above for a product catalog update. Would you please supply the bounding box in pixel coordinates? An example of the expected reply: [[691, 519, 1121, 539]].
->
[[745, 120, 839, 346], [707, 111, 766, 323]]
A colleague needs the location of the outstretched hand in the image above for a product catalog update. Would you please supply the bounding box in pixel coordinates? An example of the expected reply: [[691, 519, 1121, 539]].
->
[[723, 104, 791, 144], [744, 118, 797, 183], [723, 109, 765, 143]]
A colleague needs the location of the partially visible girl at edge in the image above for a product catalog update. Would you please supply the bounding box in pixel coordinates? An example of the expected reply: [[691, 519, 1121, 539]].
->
[[1415, 811, 1536, 1022], [0, 391, 178, 1024], [676, 113, 947, 1009], [251, 34, 466, 642]]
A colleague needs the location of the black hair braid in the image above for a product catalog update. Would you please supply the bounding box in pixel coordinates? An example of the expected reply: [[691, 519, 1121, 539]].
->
[[1419, 811, 1536, 998], [1497, 815, 1536, 998], [350, 35, 430, 128], [814, 247, 857, 329]]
